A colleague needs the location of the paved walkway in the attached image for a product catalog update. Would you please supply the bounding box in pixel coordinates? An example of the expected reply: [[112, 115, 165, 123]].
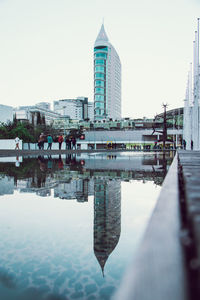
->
[[178, 150, 200, 299], [114, 150, 200, 300]]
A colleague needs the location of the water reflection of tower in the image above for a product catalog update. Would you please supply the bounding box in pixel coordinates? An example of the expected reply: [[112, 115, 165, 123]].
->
[[93, 179, 121, 275]]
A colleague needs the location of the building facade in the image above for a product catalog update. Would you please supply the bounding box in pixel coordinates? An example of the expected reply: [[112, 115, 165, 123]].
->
[[0, 104, 13, 124], [14, 105, 60, 126], [94, 24, 121, 120], [53, 97, 92, 121]]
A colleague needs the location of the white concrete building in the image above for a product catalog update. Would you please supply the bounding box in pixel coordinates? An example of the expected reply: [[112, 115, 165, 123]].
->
[[88, 102, 94, 120], [15, 105, 60, 126], [183, 19, 200, 150], [0, 104, 13, 124], [53, 97, 90, 120], [94, 24, 121, 120], [36, 102, 51, 110]]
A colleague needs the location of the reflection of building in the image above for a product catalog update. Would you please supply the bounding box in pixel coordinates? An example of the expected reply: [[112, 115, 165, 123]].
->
[[93, 179, 121, 274], [54, 178, 93, 202], [0, 176, 14, 195]]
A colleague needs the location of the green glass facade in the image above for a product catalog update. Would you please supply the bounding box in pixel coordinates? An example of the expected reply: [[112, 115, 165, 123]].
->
[[94, 46, 108, 120]]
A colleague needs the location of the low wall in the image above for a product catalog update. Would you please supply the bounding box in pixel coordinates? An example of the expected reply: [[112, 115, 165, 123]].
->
[[113, 154, 189, 300], [0, 139, 22, 150]]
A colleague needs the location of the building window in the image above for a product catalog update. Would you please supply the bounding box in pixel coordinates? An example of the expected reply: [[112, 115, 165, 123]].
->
[[95, 87, 104, 94], [95, 53, 107, 58], [95, 80, 104, 87], [95, 95, 104, 101], [95, 59, 105, 65], [95, 73, 105, 79], [95, 102, 104, 109], [95, 66, 105, 73]]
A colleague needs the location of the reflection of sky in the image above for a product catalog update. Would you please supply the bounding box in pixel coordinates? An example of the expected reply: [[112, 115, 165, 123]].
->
[[0, 179, 161, 300]]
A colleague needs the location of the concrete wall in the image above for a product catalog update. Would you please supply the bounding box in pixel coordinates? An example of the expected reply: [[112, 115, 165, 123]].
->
[[0, 139, 22, 150]]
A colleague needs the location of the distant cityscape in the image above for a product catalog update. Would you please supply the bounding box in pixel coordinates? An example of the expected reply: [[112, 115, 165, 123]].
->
[[0, 24, 184, 149]]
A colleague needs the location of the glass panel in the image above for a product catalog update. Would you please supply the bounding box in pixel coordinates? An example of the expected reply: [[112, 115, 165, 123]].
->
[[95, 66, 105, 73], [95, 102, 104, 109], [94, 46, 108, 52], [95, 88, 104, 94], [95, 73, 105, 79], [95, 80, 104, 87], [95, 60, 105, 65], [95, 95, 104, 101], [95, 53, 107, 58]]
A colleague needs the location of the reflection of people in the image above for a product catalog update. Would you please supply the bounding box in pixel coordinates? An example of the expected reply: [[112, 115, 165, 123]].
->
[[65, 154, 72, 165], [58, 135, 64, 150], [183, 139, 186, 150], [47, 155, 53, 169], [72, 137, 76, 150], [47, 134, 53, 150], [58, 155, 64, 169], [65, 136, 71, 150], [38, 155, 46, 172], [15, 156, 20, 167], [15, 137, 20, 150], [191, 140, 193, 150]]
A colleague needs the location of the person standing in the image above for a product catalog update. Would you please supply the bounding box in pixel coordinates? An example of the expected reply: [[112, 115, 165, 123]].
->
[[72, 137, 76, 150], [38, 133, 45, 150], [15, 136, 20, 150], [47, 134, 53, 150], [58, 134, 64, 150], [65, 136, 71, 150]]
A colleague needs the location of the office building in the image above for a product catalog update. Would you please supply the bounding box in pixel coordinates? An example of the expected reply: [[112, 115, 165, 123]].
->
[[94, 24, 121, 120], [53, 97, 91, 121]]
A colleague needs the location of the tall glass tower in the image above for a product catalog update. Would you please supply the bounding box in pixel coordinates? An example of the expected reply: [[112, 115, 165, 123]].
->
[[94, 24, 121, 120]]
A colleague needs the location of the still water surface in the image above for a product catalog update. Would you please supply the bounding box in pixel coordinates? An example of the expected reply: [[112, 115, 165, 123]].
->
[[0, 152, 173, 300]]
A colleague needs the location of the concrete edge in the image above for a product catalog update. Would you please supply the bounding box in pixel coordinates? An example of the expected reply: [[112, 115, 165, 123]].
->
[[113, 153, 188, 300]]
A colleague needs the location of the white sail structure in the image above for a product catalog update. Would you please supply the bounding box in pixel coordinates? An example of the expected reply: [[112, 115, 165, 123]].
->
[[184, 19, 200, 150]]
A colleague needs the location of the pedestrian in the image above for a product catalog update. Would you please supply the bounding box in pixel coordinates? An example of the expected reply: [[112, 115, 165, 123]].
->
[[72, 137, 76, 150], [58, 134, 64, 150], [15, 136, 20, 150], [65, 136, 71, 150], [38, 133, 45, 150], [47, 134, 53, 150], [191, 140, 194, 150]]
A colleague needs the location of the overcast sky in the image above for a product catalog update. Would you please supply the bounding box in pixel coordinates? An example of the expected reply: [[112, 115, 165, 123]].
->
[[0, 0, 199, 118]]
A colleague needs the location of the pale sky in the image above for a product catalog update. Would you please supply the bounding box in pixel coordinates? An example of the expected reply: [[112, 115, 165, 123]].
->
[[0, 0, 199, 118]]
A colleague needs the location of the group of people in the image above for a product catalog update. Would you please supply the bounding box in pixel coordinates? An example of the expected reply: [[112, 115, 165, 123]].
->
[[38, 133, 77, 150]]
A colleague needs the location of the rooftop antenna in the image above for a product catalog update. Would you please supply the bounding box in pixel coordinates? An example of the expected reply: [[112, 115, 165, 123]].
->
[[102, 17, 104, 25]]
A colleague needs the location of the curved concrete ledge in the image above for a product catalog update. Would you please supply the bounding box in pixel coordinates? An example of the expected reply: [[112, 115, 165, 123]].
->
[[113, 154, 189, 300]]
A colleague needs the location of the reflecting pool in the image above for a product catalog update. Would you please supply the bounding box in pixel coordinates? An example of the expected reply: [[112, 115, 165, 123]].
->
[[0, 152, 174, 300]]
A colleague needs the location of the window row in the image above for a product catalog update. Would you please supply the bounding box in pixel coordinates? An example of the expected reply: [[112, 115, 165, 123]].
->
[[95, 102, 105, 109], [95, 80, 105, 87], [95, 73, 105, 79], [95, 87, 104, 94], [94, 53, 107, 59], [95, 109, 106, 116], [95, 59, 105, 65], [94, 46, 108, 52], [95, 66, 105, 73], [95, 95, 104, 101]]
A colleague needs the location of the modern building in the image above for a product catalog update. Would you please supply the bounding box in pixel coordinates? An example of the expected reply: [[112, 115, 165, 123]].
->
[[94, 24, 121, 120], [36, 102, 51, 110], [14, 105, 60, 126], [53, 97, 93, 121], [93, 178, 121, 274], [0, 104, 13, 124]]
